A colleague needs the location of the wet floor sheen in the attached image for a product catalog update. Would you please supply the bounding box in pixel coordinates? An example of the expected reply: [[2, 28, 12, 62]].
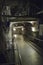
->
[[14, 34, 43, 65]]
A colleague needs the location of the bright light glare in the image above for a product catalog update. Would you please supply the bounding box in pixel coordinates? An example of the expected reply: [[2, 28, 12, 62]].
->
[[13, 34, 17, 38], [22, 28, 24, 31], [30, 21, 36, 24], [30, 21, 34, 24], [30, 21, 33, 24], [32, 27, 36, 32], [13, 28, 16, 31]]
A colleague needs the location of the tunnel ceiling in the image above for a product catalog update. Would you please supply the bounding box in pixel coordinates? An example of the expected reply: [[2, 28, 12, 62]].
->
[[0, 0, 43, 18], [1, 0, 43, 9]]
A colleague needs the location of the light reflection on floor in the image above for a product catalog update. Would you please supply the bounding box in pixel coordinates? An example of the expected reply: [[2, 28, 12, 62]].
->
[[13, 34, 43, 65]]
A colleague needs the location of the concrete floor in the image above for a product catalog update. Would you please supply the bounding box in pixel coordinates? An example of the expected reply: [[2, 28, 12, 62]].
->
[[13, 34, 43, 65]]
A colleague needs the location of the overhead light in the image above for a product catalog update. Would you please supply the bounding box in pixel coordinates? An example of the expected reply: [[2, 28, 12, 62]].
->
[[13, 28, 16, 31], [30, 21, 36, 24], [30, 21, 34, 24], [22, 28, 24, 31], [32, 27, 36, 32], [13, 34, 17, 38]]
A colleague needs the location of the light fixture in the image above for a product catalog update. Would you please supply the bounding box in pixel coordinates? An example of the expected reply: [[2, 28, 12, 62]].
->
[[13, 28, 16, 31], [13, 34, 17, 38], [30, 21, 33, 24], [22, 28, 24, 31], [32, 27, 36, 32]]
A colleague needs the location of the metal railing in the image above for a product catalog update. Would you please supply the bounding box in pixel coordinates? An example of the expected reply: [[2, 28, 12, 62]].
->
[[27, 34, 43, 48]]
